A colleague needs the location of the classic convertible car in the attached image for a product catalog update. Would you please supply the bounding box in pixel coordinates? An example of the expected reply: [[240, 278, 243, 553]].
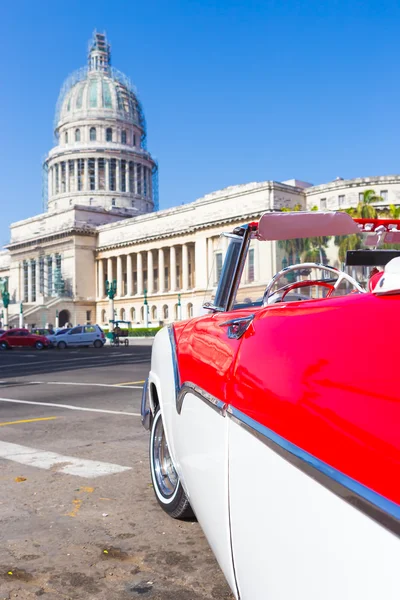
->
[[142, 212, 400, 599]]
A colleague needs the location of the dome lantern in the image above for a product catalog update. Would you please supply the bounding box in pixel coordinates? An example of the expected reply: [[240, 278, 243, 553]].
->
[[88, 31, 111, 74]]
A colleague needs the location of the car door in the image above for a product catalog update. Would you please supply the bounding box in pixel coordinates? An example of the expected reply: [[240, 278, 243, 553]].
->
[[83, 325, 97, 345], [227, 303, 400, 600], [166, 309, 254, 594], [66, 326, 83, 346]]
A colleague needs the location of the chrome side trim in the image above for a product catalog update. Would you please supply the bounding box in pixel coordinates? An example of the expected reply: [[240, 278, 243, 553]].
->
[[177, 382, 227, 416], [219, 314, 255, 339], [167, 325, 181, 398], [140, 377, 151, 430], [167, 326, 227, 416], [227, 406, 400, 537]]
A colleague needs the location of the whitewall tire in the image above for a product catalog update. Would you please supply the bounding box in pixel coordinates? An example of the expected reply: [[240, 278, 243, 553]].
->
[[149, 408, 194, 520]]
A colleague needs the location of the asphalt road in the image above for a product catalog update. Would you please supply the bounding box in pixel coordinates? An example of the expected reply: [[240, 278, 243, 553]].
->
[[0, 346, 233, 600]]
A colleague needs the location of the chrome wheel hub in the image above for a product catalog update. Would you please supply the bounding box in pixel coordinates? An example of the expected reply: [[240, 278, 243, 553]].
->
[[153, 415, 178, 497]]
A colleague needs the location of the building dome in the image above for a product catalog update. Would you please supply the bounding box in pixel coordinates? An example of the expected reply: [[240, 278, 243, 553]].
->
[[45, 32, 158, 215]]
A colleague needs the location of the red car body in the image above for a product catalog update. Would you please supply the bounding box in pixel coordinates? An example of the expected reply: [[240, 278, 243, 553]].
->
[[0, 329, 50, 349]]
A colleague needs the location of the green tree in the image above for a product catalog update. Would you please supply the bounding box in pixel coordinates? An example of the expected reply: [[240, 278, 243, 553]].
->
[[302, 236, 330, 264], [334, 234, 361, 264], [388, 204, 400, 219], [347, 189, 383, 219]]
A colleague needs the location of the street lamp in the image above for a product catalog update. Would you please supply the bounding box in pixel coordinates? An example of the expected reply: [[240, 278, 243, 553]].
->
[[1, 279, 10, 330], [105, 279, 117, 331], [143, 288, 149, 328], [177, 293, 182, 321]]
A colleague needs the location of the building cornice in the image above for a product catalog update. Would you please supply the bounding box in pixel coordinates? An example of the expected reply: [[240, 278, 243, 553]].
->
[[96, 210, 266, 252], [5, 227, 96, 252], [306, 174, 400, 196]]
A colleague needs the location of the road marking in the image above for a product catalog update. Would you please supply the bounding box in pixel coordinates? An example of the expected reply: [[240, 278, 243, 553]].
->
[[116, 380, 145, 386], [0, 417, 57, 427], [0, 357, 150, 370], [0, 397, 141, 417], [0, 440, 131, 478], [28, 381, 142, 390]]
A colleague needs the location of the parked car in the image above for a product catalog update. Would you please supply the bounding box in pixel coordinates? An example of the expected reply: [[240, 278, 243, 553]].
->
[[0, 328, 50, 350], [52, 324, 105, 349], [141, 212, 400, 600], [31, 327, 54, 337]]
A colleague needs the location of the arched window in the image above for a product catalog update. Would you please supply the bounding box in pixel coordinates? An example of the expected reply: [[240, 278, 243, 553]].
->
[[64, 131, 68, 144], [130, 307, 136, 321], [111, 198, 116, 206], [120, 308, 125, 320], [187, 303, 193, 318], [133, 134, 136, 146], [163, 305, 169, 319], [90, 127, 96, 141], [101, 309, 107, 323], [106, 128, 113, 142], [121, 130, 127, 144], [174, 304, 179, 320], [151, 305, 157, 320], [75, 128, 81, 142], [140, 306, 144, 321]]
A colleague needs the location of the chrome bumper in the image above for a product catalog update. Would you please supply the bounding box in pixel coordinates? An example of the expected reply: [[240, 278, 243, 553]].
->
[[141, 377, 151, 430]]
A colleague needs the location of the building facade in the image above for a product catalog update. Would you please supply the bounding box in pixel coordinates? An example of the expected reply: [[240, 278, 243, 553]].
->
[[1, 34, 400, 329]]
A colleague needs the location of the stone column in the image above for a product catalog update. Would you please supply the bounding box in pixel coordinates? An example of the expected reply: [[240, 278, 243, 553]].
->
[[107, 257, 113, 284], [84, 158, 89, 191], [133, 162, 137, 194], [194, 237, 207, 289], [125, 164, 129, 194], [105, 159, 110, 191], [48, 167, 52, 198], [117, 255, 123, 296], [126, 254, 133, 296], [158, 248, 165, 293], [137, 252, 143, 295], [98, 259, 105, 298], [170, 245, 177, 291], [65, 160, 70, 193], [44, 256, 49, 296], [207, 237, 214, 283], [74, 159, 78, 193], [27, 260, 33, 303], [52, 254, 57, 296], [95, 158, 99, 191], [182, 244, 189, 290], [147, 250, 154, 293], [35, 258, 41, 302], [116, 160, 120, 192]]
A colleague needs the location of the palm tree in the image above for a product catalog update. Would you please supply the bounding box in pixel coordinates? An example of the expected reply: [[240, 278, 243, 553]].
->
[[334, 234, 361, 264], [302, 236, 330, 264], [347, 189, 383, 219], [388, 204, 400, 219]]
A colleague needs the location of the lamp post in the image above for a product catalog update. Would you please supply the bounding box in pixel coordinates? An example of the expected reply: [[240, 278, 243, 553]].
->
[[177, 293, 182, 321], [143, 288, 149, 328], [105, 279, 117, 331], [1, 280, 10, 331], [19, 303, 23, 328]]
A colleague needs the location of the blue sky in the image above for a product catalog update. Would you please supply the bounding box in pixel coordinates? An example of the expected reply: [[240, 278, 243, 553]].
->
[[1, 0, 399, 245]]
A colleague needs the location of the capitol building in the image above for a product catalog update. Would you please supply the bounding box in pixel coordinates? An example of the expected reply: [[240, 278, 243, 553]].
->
[[1, 32, 400, 329]]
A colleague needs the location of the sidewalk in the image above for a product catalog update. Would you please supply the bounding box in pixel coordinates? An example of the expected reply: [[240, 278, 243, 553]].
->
[[106, 337, 154, 346]]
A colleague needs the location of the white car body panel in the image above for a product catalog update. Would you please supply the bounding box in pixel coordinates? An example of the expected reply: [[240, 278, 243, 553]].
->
[[149, 327, 238, 596], [229, 419, 400, 600]]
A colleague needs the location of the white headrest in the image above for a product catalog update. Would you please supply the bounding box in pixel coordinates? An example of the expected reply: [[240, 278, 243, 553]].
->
[[373, 257, 400, 295]]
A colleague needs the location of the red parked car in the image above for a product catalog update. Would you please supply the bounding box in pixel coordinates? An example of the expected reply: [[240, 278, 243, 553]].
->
[[0, 329, 50, 350]]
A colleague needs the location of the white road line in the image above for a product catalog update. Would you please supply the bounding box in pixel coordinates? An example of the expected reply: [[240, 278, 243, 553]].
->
[[30, 381, 142, 389], [0, 440, 131, 478], [0, 397, 141, 416], [0, 357, 149, 369]]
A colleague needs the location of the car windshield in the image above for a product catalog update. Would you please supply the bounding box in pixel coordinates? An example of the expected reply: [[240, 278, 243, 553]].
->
[[204, 229, 400, 310]]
